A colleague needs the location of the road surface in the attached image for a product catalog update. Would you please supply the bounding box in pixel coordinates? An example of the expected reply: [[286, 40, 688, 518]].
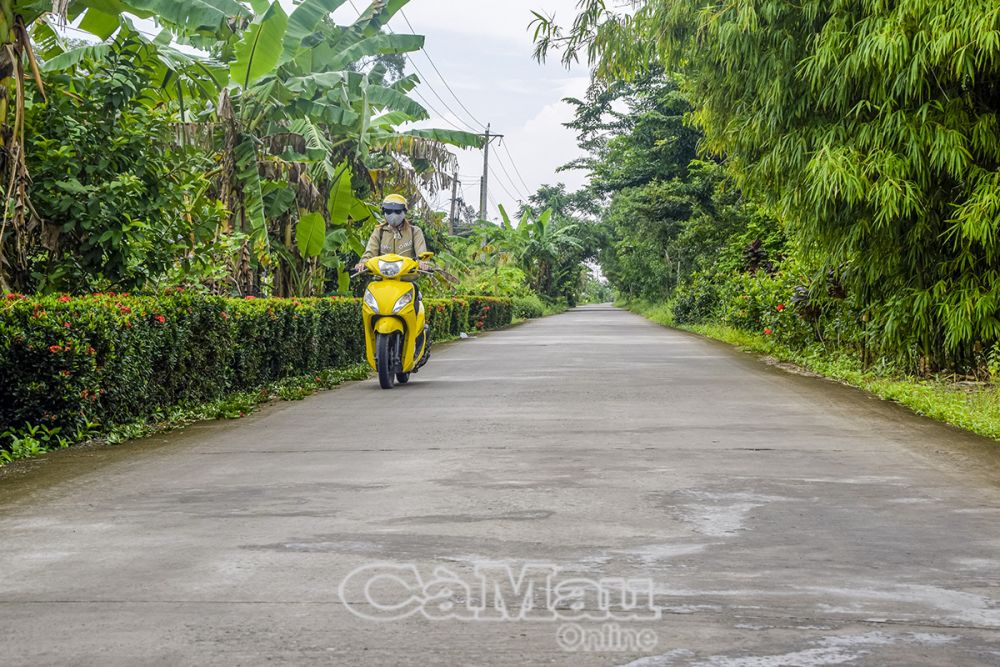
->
[[2, 305, 999, 665]]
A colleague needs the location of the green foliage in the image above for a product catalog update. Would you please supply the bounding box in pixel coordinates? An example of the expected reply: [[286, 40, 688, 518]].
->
[[4, 0, 483, 298], [512, 294, 545, 319], [24, 46, 222, 293], [425, 298, 470, 340], [0, 292, 361, 436], [535, 0, 1000, 372], [463, 296, 514, 332]]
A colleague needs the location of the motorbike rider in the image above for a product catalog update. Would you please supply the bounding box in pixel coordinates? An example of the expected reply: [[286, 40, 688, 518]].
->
[[355, 194, 431, 271]]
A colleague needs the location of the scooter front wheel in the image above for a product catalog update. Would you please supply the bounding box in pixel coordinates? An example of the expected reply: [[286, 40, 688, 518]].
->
[[376, 333, 396, 389], [396, 372, 410, 384]]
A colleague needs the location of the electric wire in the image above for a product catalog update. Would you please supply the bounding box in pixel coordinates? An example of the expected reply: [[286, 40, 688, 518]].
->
[[493, 151, 532, 201], [500, 139, 534, 195], [488, 163, 524, 204], [399, 9, 487, 131], [345, 0, 481, 134]]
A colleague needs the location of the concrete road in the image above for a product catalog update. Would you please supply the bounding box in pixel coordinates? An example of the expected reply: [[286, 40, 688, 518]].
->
[[2, 305, 999, 666]]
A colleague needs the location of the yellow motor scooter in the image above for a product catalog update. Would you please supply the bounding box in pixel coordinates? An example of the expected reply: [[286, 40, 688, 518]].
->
[[357, 252, 435, 389]]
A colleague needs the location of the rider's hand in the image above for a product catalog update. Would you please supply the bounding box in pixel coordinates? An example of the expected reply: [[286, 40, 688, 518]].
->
[[354, 262, 366, 272], [419, 262, 431, 271]]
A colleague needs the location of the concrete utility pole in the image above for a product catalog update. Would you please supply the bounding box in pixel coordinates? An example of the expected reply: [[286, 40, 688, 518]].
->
[[449, 171, 458, 235], [478, 124, 503, 222]]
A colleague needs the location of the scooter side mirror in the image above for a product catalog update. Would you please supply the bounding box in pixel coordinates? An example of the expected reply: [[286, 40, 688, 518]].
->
[[419, 252, 435, 261]]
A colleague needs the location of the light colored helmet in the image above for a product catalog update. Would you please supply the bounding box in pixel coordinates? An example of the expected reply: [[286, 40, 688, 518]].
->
[[381, 194, 408, 213]]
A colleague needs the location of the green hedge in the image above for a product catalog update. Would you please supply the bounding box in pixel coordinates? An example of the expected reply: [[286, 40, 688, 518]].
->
[[1, 291, 512, 445], [463, 296, 515, 331], [426, 298, 470, 341], [512, 295, 545, 319]]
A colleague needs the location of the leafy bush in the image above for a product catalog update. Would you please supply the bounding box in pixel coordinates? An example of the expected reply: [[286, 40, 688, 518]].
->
[[464, 296, 514, 331], [24, 50, 222, 294], [714, 267, 815, 348], [512, 294, 545, 319], [455, 266, 536, 299], [426, 298, 470, 340], [0, 291, 513, 454], [671, 273, 720, 325]]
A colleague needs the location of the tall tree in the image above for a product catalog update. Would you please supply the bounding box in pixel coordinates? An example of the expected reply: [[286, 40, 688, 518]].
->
[[534, 0, 1000, 367]]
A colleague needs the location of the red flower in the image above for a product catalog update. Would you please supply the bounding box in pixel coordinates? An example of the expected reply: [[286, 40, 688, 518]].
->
[[315, 376, 322, 382], [57, 295, 71, 303], [764, 328, 774, 335], [64, 322, 71, 329], [49, 345, 63, 353], [5, 292, 22, 300], [87, 346, 96, 355], [245, 296, 257, 300], [107, 291, 117, 297], [120, 306, 132, 315], [154, 314, 166, 324], [483, 306, 491, 312], [220, 311, 230, 321], [776, 303, 785, 312]]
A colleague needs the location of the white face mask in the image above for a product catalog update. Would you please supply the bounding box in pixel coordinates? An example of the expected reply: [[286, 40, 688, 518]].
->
[[386, 212, 405, 227]]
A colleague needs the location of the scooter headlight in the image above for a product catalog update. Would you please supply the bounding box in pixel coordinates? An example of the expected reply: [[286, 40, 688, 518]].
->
[[363, 289, 379, 313], [378, 260, 404, 278], [392, 290, 414, 314]]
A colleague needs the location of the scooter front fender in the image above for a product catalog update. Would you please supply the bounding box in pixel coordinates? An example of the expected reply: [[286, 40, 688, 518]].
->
[[374, 317, 405, 335]]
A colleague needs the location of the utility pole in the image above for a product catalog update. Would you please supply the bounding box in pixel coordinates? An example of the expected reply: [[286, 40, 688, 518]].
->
[[449, 171, 458, 235], [478, 123, 503, 222]]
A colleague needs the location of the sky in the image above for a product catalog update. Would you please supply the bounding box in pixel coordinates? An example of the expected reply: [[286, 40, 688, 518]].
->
[[318, 0, 593, 220]]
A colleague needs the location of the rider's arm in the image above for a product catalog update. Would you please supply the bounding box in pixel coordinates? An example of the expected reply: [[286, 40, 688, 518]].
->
[[413, 226, 428, 258], [360, 227, 383, 263]]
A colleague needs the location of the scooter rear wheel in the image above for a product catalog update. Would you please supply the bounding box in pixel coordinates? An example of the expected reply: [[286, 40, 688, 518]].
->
[[376, 333, 396, 389]]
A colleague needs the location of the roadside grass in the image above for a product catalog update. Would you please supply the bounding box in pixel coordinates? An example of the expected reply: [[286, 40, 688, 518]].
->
[[626, 301, 1000, 442], [0, 364, 371, 466]]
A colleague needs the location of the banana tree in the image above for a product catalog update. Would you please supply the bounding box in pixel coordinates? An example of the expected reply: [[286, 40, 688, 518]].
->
[[218, 0, 482, 296], [1, 0, 482, 295]]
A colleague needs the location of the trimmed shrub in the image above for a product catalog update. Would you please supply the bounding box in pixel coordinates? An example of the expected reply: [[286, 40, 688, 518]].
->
[[1, 291, 513, 448], [464, 296, 515, 331], [0, 292, 363, 436], [512, 294, 545, 319], [426, 299, 467, 340]]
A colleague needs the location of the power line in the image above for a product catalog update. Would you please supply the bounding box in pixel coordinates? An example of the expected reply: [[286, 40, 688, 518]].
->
[[399, 10, 486, 131], [345, 0, 481, 134], [500, 139, 534, 195], [493, 149, 531, 201], [408, 87, 475, 133], [400, 53, 480, 133], [488, 163, 523, 204]]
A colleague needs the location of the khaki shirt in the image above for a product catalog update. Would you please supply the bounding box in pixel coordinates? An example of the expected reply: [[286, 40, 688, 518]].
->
[[361, 222, 428, 261]]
